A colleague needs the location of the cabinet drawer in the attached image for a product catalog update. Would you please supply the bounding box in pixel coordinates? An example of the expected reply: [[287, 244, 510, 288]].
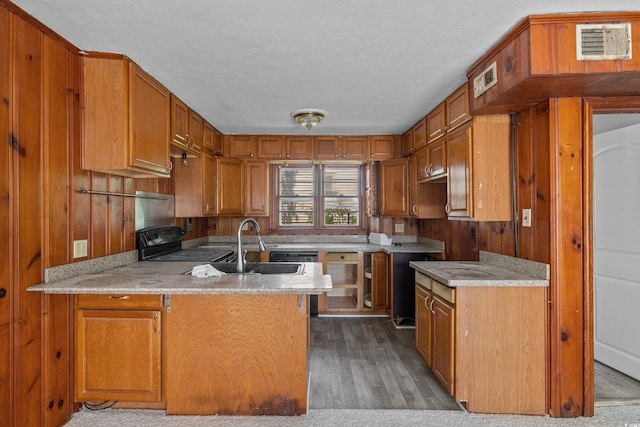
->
[[326, 252, 359, 262], [76, 294, 163, 310], [415, 271, 432, 290], [432, 280, 455, 304]]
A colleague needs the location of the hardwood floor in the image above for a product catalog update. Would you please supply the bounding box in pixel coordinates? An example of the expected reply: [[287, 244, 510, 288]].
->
[[595, 360, 640, 403], [308, 317, 459, 410]]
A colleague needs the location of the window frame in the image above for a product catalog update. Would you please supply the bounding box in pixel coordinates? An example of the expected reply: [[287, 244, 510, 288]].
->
[[269, 163, 367, 234]]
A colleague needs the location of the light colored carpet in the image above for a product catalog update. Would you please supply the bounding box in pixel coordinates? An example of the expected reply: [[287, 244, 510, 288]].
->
[[64, 404, 640, 426]]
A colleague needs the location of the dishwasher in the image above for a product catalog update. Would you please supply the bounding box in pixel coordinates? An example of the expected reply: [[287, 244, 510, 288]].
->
[[269, 251, 319, 317]]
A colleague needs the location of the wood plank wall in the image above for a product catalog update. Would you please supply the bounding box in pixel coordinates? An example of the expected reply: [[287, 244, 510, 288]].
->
[[419, 104, 551, 264]]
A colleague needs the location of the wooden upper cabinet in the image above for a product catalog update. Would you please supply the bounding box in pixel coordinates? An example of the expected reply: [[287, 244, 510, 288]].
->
[[412, 118, 427, 151], [380, 158, 409, 217], [313, 136, 341, 159], [400, 128, 414, 157], [170, 95, 202, 156], [244, 160, 269, 216], [216, 157, 244, 215], [445, 115, 511, 220], [369, 135, 396, 160], [174, 151, 217, 217], [342, 136, 368, 160], [427, 102, 446, 143], [427, 138, 446, 180], [257, 135, 283, 159], [445, 125, 473, 218], [226, 135, 256, 158], [82, 55, 171, 177], [203, 121, 223, 155], [284, 136, 313, 159], [446, 84, 470, 132], [426, 84, 470, 144], [313, 136, 367, 160], [416, 146, 430, 183], [187, 110, 203, 153]]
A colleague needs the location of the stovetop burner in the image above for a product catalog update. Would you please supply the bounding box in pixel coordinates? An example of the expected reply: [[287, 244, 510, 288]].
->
[[136, 226, 234, 262]]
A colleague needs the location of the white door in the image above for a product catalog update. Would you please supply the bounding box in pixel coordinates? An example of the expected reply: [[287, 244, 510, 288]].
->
[[593, 115, 640, 381]]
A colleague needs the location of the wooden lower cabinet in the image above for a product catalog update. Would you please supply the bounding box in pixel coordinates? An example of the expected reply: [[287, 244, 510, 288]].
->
[[431, 293, 455, 395], [75, 294, 163, 403], [414, 275, 547, 415], [165, 294, 309, 415], [415, 274, 432, 366]]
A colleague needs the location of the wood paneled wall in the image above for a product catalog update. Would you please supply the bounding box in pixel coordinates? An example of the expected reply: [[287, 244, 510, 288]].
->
[[419, 105, 551, 264]]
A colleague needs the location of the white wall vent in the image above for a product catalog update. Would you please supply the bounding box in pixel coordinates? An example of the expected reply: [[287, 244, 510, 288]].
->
[[576, 23, 632, 60], [473, 61, 497, 98]]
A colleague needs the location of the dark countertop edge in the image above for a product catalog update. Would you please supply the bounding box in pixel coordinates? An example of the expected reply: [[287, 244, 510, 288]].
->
[[409, 260, 550, 288]]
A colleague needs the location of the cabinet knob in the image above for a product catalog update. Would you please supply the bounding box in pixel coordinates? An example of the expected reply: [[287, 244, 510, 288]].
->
[[286, 154, 290, 158], [250, 153, 254, 157], [0, 288, 6, 298], [371, 153, 375, 157]]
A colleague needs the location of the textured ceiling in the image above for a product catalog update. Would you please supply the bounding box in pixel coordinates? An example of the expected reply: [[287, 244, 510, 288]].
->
[[10, 0, 640, 135]]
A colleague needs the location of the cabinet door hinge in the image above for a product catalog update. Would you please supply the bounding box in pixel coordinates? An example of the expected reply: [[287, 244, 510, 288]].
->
[[164, 294, 171, 313]]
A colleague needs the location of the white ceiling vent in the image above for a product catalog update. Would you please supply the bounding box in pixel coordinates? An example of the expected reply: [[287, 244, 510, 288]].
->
[[576, 23, 632, 60], [473, 61, 497, 98]]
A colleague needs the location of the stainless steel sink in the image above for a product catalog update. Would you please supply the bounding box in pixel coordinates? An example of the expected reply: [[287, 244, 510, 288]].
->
[[186, 262, 304, 275]]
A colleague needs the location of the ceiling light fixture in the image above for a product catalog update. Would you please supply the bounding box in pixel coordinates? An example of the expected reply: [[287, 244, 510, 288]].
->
[[291, 108, 327, 130]]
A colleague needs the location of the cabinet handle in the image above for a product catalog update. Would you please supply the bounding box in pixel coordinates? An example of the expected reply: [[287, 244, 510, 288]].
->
[[430, 298, 435, 314], [204, 202, 209, 213], [424, 165, 430, 177], [108, 295, 130, 300], [445, 203, 451, 214], [428, 164, 433, 175], [412, 205, 417, 215], [186, 133, 191, 146], [424, 295, 429, 309]]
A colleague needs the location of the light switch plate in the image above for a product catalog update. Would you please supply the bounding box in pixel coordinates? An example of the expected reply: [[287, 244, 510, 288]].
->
[[73, 239, 88, 258], [522, 209, 532, 227]]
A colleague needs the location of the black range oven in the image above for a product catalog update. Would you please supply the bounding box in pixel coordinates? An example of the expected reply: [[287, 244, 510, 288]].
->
[[137, 226, 234, 263]]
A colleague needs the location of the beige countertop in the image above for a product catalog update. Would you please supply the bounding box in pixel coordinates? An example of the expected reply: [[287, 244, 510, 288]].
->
[[28, 261, 331, 295], [410, 251, 550, 287]]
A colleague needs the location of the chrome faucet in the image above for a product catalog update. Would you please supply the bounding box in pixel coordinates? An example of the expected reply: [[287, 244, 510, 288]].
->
[[236, 218, 268, 274]]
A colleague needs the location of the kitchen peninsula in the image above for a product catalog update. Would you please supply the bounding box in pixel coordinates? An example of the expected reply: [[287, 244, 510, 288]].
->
[[29, 261, 331, 415]]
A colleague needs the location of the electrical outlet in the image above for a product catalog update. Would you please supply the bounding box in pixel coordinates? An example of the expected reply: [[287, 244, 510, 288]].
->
[[73, 239, 88, 258], [522, 209, 532, 227], [394, 223, 404, 233], [242, 223, 249, 231]]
